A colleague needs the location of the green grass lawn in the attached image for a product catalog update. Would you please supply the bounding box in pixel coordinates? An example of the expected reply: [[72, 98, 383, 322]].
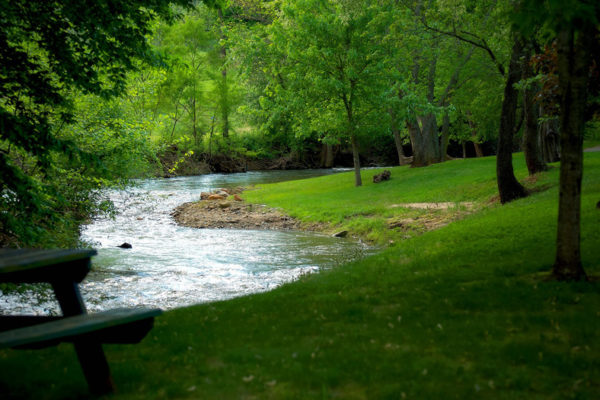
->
[[242, 155, 555, 245], [1, 153, 599, 399]]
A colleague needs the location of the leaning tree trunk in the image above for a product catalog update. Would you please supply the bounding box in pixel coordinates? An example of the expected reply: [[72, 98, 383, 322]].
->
[[523, 42, 548, 175], [552, 26, 593, 281], [407, 120, 426, 166], [393, 130, 408, 165], [389, 109, 412, 166], [496, 36, 528, 204]]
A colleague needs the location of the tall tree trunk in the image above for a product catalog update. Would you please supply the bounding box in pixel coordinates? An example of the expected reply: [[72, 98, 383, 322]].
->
[[351, 132, 362, 187], [407, 120, 426, 166], [221, 70, 229, 139], [208, 113, 216, 158], [393, 131, 410, 165], [552, 26, 593, 281], [523, 41, 548, 175], [344, 93, 361, 186], [540, 109, 561, 162], [192, 96, 198, 146], [436, 46, 475, 162], [389, 109, 411, 165], [440, 109, 450, 160], [319, 142, 335, 168], [325, 143, 334, 168], [496, 36, 527, 204], [466, 111, 484, 158], [472, 138, 484, 158], [420, 114, 440, 163], [419, 52, 441, 164], [320, 143, 327, 167]]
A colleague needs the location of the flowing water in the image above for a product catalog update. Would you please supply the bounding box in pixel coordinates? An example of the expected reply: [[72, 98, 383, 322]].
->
[[1, 170, 371, 315]]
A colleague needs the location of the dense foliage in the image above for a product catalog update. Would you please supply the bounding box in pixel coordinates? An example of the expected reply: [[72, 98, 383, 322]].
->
[[1, 0, 598, 253], [0, 0, 193, 246]]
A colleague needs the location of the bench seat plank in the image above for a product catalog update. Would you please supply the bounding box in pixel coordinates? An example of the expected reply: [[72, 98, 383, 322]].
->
[[0, 308, 161, 349], [0, 249, 97, 283]]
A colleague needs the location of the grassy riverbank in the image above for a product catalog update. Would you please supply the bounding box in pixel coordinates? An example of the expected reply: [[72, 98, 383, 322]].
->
[[1, 153, 599, 399]]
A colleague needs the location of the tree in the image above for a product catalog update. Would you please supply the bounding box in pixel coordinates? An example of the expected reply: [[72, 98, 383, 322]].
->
[[160, 12, 213, 146], [517, 0, 599, 280], [270, 0, 391, 186], [496, 35, 528, 203], [0, 0, 193, 244], [521, 38, 549, 175], [411, 0, 532, 202], [552, 9, 597, 281]]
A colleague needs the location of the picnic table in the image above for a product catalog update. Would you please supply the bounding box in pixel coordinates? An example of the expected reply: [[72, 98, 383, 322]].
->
[[0, 248, 161, 394]]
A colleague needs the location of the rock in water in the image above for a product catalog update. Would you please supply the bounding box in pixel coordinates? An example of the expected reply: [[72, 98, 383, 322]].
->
[[118, 242, 132, 249], [333, 230, 348, 238], [373, 170, 391, 183]]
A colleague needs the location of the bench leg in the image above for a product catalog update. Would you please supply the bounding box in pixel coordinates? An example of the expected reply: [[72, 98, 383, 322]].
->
[[74, 341, 115, 395], [51, 281, 115, 394]]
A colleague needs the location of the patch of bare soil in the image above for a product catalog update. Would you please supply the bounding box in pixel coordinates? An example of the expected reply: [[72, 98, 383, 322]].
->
[[172, 200, 301, 230], [387, 215, 448, 232], [388, 202, 474, 210]]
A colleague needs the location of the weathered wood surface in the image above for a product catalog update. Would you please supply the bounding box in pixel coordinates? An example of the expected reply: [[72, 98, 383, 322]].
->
[[0, 249, 96, 283], [0, 248, 161, 395], [0, 308, 161, 349]]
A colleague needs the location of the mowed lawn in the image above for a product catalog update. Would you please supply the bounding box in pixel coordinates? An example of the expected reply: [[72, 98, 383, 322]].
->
[[1, 153, 599, 399]]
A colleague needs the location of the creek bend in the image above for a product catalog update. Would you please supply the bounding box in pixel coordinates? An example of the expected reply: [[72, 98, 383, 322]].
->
[[2, 170, 371, 315]]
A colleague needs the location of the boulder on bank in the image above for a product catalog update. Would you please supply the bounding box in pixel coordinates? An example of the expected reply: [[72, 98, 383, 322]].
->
[[201, 187, 245, 202]]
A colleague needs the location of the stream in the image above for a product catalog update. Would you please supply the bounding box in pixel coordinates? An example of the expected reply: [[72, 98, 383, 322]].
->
[[1, 170, 371, 315]]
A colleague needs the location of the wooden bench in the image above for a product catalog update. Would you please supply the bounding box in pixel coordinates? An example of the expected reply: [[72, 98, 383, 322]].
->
[[0, 249, 162, 395]]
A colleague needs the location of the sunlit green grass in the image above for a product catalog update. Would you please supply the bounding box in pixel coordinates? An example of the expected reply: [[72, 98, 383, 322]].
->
[[1, 153, 599, 399], [243, 155, 555, 244]]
